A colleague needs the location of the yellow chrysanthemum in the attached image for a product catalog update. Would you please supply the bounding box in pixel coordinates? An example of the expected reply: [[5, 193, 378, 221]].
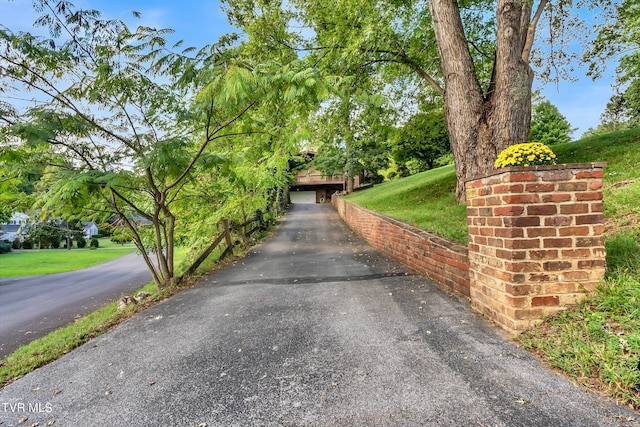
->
[[494, 142, 557, 169]]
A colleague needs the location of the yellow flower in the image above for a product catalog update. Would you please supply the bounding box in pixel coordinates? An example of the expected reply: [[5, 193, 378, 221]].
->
[[494, 142, 557, 169]]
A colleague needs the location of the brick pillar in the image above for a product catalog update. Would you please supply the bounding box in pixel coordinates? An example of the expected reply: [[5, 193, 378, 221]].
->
[[465, 163, 606, 334]]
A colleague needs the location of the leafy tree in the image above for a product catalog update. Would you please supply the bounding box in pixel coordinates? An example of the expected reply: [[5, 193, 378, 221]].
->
[[24, 220, 64, 250], [588, 0, 640, 126], [392, 110, 450, 173], [222, 0, 597, 201], [0, 1, 327, 289], [529, 100, 575, 144]]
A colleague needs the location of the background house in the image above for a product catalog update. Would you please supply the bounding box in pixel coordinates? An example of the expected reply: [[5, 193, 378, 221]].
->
[[289, 152, 362, 204], [83, 222, 99, 239], [0, 212, 28, 242]]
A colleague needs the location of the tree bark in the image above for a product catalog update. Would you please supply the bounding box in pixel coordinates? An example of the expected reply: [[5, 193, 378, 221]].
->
[[429, 0, 535, 202]]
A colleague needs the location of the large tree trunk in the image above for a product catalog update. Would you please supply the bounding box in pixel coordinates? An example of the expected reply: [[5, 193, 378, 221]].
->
[[429, 0, 535, 202]]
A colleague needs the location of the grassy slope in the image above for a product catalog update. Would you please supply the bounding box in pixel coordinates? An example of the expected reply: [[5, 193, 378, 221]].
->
[[346, 128, 640, 409], [346, 165, 468, 243]]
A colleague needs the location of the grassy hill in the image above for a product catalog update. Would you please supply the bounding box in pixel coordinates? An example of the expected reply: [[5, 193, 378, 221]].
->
[[346, 128, 640, 410]]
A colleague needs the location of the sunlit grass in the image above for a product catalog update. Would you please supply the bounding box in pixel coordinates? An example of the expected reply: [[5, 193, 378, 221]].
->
[[0, 247, 135, 277]]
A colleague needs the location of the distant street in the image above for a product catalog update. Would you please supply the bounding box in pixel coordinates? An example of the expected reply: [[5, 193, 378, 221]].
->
[[0, 252, 151, 359]]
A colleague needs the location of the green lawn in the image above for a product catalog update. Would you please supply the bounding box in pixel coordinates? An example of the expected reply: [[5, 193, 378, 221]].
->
[[346, 127, 640, 409], [346, 164, 468, 243], [0, 246, 135, 278]]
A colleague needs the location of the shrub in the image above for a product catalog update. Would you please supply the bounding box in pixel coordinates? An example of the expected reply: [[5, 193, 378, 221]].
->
[[77, 236, 87, 249], [0, 241, 12, 254], [12, 238, 21, 250], [92, 233, 104, 239], [90, 237, 99, 248], [22, 240, 33, 249], [494, 142, 557, 169]]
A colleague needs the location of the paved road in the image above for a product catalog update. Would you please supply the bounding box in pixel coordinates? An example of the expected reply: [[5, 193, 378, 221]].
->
[[0, 204, 638, 426], [0, 251, 151, 359]]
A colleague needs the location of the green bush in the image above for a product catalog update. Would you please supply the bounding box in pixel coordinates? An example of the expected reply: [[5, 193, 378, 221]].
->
[[22, 240, 33, 250], [51, 238, 61, 249], [77, 236, 87, 249], [0, 241, 12, 254], [92, 233, 104, 239], [90, 237, 99, 248], [11, 238, 21, 250]]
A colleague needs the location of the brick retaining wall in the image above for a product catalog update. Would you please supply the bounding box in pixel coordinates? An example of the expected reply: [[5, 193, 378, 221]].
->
[[332, 198, 470, 298], [333, 162, 606, 335]]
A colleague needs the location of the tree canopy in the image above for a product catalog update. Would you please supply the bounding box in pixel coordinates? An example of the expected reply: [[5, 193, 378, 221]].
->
[[0, 0, 328, 289], [221, 0, 607, 201]]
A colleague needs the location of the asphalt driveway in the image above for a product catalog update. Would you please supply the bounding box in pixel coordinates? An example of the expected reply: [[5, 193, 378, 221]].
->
[[0, 204, 638, 426]]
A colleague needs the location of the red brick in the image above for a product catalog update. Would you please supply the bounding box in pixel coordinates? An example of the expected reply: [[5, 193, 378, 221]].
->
[[560, 204, 588, 214], [478, 207, 492, 216], [575, 214, 604, 225], [509, 172, 538, 182], [487, 217, 503, 226], [532, 295, 560, 306], [466, 207, 479, 217], [593, 225, 605, 235], [504, 217, 541, 227], [529, 250, 559, 260], [504, 239, 540, 249], [576, 192, 603, 201], [527, 228, 556, 238], [529, 273, 558, 282], [543, 261, 572, 271], [543, 238, 573, 248], [527, 205, 557, 215], [561, 249, 591, 258], [493, 184, 524, 194], [544, 216, 572, 227], [558, 182, 588, 191], [487, 237, 504, 248], [474, 236, 487, 245], [575, 170, 603, 179], [494, 206, 525, 216], [526, 183, 556, 192], [496, 249, 527, 260], [506, 261, 543, 273], [479, 227, 494, 236], [495, 228, 523, 238], [558, 226, 591, 237], [486, 196, 502, 206], [469, 198, 486, 207], [472, 217, 487, 226], [505, 284, 534, 296], [590, 202, 604, 213], [502, 194, 540, 204], [542, 193, 572, 203], [577, 259, 606, 268], [478, 187, 492, 196], [470, 179, 484, 188], [590, 181, 603, 190]]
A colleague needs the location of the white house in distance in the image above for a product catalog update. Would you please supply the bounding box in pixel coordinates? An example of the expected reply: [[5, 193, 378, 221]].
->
[[83, 222, 99, 239], [0, 212, 28, 242]]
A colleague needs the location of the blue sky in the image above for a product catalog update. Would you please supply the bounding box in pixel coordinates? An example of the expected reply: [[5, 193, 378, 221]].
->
[[1, 0, 616, 138]]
